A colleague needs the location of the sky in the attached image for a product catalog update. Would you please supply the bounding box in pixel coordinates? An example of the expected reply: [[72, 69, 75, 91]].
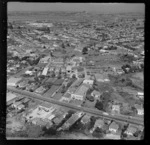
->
[[8, 3, 145, 14]]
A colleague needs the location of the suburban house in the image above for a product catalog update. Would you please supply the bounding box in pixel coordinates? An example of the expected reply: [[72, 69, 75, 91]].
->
[[71, 84, 90, 100], [137, 92, 144, 99], [80, 115, 91, 124], [109, 122, 119, 133], [90, 119, 105, 133], [91, 90, 101, 99], [42, 66, 49, 76], [83, 78, 94, 86], [111, 104, 120, 114], [124, 125, 138, 136], [39, 56, 51, 63], [134, 104, 144, 116]]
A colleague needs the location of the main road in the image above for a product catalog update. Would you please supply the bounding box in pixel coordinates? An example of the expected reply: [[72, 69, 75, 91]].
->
[[7, 86, 144, 126]]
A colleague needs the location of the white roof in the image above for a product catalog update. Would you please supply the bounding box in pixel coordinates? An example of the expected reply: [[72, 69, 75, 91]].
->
[[42, 67, 49, 76], [7, 77, 22, 86], [7, 93, 17, 102], [137, 92, 144, 95]]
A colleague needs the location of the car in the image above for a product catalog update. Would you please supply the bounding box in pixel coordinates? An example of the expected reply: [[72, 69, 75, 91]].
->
[[103, 112, 109, 116]]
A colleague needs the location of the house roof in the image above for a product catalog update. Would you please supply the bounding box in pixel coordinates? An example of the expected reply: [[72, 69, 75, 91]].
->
[[95, 119, 105, 127], [112, 105, 120, 110], [81, 115, 91, 124], [7, 77, 22, 85], [74, 85, 89, 96], [126, 125, 137, 134], [134, 104, 143, 110], [109, 122, 119, 130], [63, 93, 71, 98], [91, 90, 101, 96]]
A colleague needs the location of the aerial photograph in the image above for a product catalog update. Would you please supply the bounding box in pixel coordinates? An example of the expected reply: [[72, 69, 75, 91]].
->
[[6, 3, 144, 140]]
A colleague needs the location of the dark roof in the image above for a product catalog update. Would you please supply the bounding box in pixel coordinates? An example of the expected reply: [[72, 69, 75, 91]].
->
[[44, 85, 59, 96], [53, 79, 64, 85]]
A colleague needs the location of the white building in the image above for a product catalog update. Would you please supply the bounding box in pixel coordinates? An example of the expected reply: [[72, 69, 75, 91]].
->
[[42, 67, 49, 76], [7, 92, 17, 102], [7, 77, 22, 87]]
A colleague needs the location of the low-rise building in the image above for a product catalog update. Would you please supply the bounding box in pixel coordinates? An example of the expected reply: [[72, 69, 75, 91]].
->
[[83, 79, 94, 86], [12, 101, 22, 108], [71, 84, 90, 100], [137, 92, 144, 99], [109, 122, 119, 134], [124, 125, 138, 136], [7, 77, 22, 87], [134, 104, 144, 116], [7, 92, 17, 102], [80, 115, 91, 124], [39, 56, 51, 63], [17, 104, 25, 110], [111, 104, 120, 114], [91, 90, 101, 99], [42, 67, 49, 76]]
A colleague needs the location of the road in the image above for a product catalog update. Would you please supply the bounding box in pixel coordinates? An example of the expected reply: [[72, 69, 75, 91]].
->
[[7, 86, 144, 126]]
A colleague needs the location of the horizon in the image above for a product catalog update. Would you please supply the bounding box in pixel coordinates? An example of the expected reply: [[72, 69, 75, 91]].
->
[[8, 3, 145, 14]]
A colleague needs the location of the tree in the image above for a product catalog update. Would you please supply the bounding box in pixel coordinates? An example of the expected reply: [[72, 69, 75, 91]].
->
[[101, 92, 111, 102], [95, 100, 103, 110], [26, 124, 44, 138], [87, 95, 94, 102], [82, 47, 88, 55], [92, 127, 104, 138]]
